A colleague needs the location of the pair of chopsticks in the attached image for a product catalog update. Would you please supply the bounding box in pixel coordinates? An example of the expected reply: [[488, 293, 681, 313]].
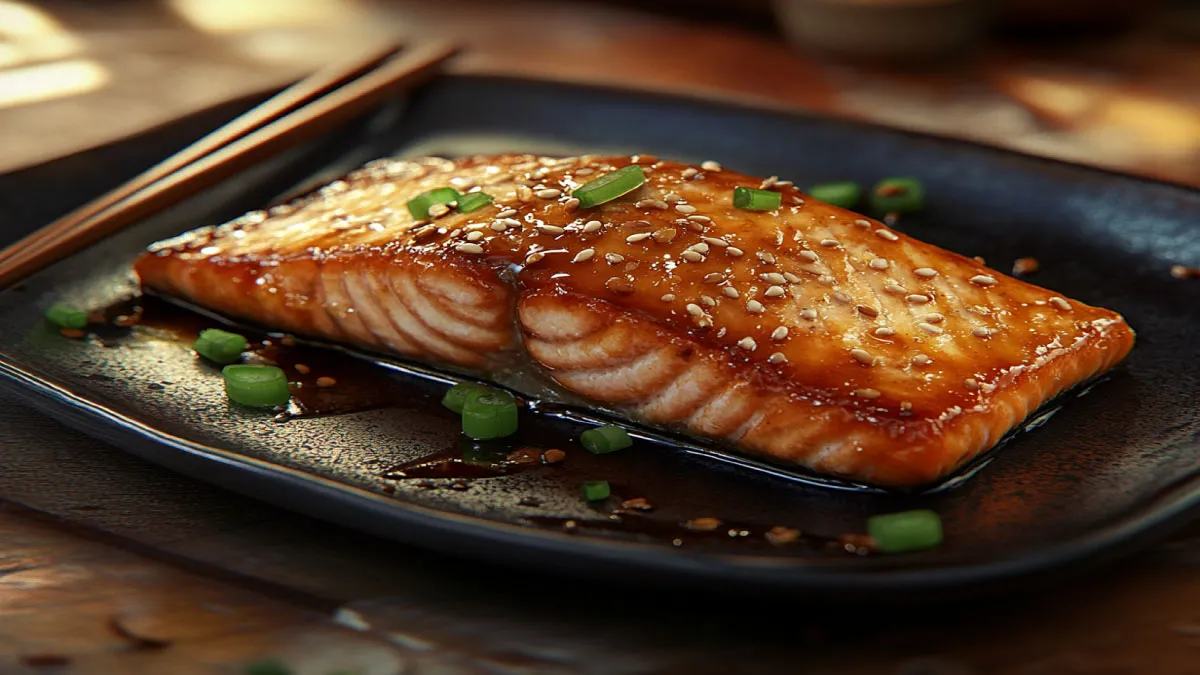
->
[[0, 40, 458, 289]]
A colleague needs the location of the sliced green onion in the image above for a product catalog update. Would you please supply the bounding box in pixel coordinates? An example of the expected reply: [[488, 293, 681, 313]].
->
[[45, 303, 87, 329], [244, 660, 292, 675], [461, 388, 518, 439], [580, 425, 633, 454], [733, 187, 781, 211], [582, 480, 611, 502], [222, 365, 291, 408], [867, 509, 943, 553], [442, 382, 489, 414], [572, 165, 645, 208], [406, 187, 460, 219], [456, 191, 494, 213], [193, 328, 249, 365], [808, 182, 862, 209], [870, 177, 924, 214]]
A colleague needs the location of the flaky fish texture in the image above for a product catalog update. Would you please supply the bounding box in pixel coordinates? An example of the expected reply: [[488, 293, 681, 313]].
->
[[135, 154, 1135, 487]]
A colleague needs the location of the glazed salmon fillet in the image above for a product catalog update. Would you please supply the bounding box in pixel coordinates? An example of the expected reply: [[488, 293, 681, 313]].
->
[[135, 154, 1135, 487]]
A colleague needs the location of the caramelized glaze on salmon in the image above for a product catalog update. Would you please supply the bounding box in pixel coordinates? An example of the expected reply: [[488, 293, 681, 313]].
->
[[135, 154, 1135, 487]]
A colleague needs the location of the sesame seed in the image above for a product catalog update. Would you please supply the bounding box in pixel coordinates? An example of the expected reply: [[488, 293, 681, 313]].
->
[[768, 352, 788, 364], [700, 295, 717, 307], [900, 400, 913, 411], [525, 251, 545, 265], [906, 294, 931, 304], [294, 363, 310, 374], [817, 275, 836, 286], [762, 272, 787, 285], [970, 275, 998, 286], [684, 220, 706, 233], [653, 227, 678, 243], [455, 243, 485, 255], [535, 188, 562, 199], [800, 309, 818, 320], [851, 348, 876, 366], [686, 303, 704, 317], [917, 322, 943, 335], [636, 198, 669, 210], [626, 233, 652, 243], [689, 242, 711, 254], [854, 219, 871, 228], [771, 326, 789, 341], [875, 229, 899, 241], [869, 258, 889, 270], [605, 253, 625, 264], [605, 277, 634, 294], [737, 337, 757, 351], [783, 272, 803, 284], [572, 248, 595, 263], [681, 168, 699, 178], [466, 231, 484, 242], [497, 218, 521, 229], [583, 220, 603, 233], [746, 300, 765, 314], [722, 286, 740, 299], [972, 327, 992, 338], [1049, 297, 1072, 311], [914, 267, 938, 278], [764, 285, 787, 298], [687, 214, 711, 223], [675, 204, 698, 214], [912, 354, 932, 366], [661, 293, 676, 302], [562, 197, 581, 212], [793, 196, 805, 205], [854, 388, 881, 399], [496, 209, 517, 218], [531, 167, 549, 180], [820, 238, 839, 247], [775, 231, 785, 246], [873, 326, 895, 337], [575, 168, 594, 176], [517, 185, 533, 201], [856, 305, 878, 318], [703, 237, 729, 248], [921, 313, 945, 323], [663, 192, 682, 203], [448, 229, 462, 238], [317, 376, 337, 388], [726, 247, 744, 257], [537, 224, 565, 235], [701, 160, 722, 171], [759, 175, 778, 189], [703, 272, 725, 284], [490, 222, 508, 232], [964, 378, 980, 391], [799, 250, 819, 263], [681, 251, 705, 263], [757, 251, 776, 264], [884, 282, 907, 294], [428, 203, 451, 218], [833, 291, 851, 304]]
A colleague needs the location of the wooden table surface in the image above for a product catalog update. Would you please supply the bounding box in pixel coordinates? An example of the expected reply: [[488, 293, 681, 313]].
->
[[1, 1, 1198, 673]]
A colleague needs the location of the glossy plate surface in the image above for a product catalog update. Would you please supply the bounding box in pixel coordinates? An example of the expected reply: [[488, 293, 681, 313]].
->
[[0, 76, 1197, 596]]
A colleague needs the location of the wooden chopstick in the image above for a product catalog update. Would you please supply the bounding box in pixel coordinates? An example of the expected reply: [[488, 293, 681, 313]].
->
[[0, 40, 458, 289]]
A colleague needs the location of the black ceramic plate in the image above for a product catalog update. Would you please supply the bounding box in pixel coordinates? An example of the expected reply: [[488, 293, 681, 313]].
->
[[1, 76, 1197, 597]]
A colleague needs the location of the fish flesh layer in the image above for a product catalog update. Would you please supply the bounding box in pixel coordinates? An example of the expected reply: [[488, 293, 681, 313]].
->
[[135, 154, 1135, 487]]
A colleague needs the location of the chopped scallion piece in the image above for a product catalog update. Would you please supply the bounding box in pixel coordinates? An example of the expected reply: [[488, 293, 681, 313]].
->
[[870, 177, 924, 213], [582, 480, 611, 502], [580, 425, 633, 454], [222, 365, 291, 408], [456, 191, 495, 213], [442, 382, 489, 414], [461, 388, 518, 439], [45, 303, 87, 329], [406, 187, 460, 219], [866, 509, 943, 553], [572, 165, 645, 208], [808, 182, 862, 209], [733, 187, 781, 211], [193, 328, 249, 365]]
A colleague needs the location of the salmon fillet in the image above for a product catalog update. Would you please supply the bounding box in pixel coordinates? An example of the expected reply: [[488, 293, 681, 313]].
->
[[135, 154, 1135, 487]]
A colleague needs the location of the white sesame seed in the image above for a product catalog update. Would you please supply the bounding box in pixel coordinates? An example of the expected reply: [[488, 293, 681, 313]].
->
[[906, 294, 931, 304], [764, 285, 787, 298], [912, 354, 932, 366], [572, 248, 595, 263], [636, 198, 669, 210], [448, 229, 462, 238], [535, 188, 562, 199], [771, 326, 789, 341], [428, 203, 451, 218], [686, 303, 704, 317], [746, 300, 765, 314], [757, 251, 776, 264], [856, 305, 878, 318], [689, 242, 710, 254], [854, 219, 871, 228], [687, 214, 711, 223], [970, 274, 998, 286], [703, 272, 725, 284], [661, 293, 676, 302], [674, 204, 698, 215], [800, 309, 818, 320], [762, 272, 787, 284], [684, 220, 706, 233], [917, 322, 943, 335], [914, 267, 939, 278], [497, 218, 521, 228], [869, 258, 889, 270], [854, 388, 881, 399], [884, 283, 907, 294], [775, 231, 785, 246], [920, 313, 945, 323], [783, 272, 803, 284], [700, 295, 717, 307], [972, 327, 992, 338], [490, 222, 508, 232], [873, 327, 895, 337], [681, 168, 699, 178], [701, 160, 722, 171], [737, 337, 757, 351], [537, 224, 565, 235], [525, 251, 545, 265], [575, 168, 594, 176], [759, 175, 778, 189], [466, 231, 485, 242], [703, 237, 729, 248], [799, 250, 819, 263], [817, 275, 836, 286], [820, 238, 840, 247], [833, 292, 851, 304], [626, 233, 652, 243], [496, 209, 517, 218], [793, 196, 805, 205], [876, 229, 900, 241], [531, 167, 549, 180], [583, 220, 603, 233], [605, 253, 625, 264], [775, 180, 793, 188], [681, 251, 705, 262], [1049, 297, 1071, 311], [726, 247, 745, 257], [851, 348, 876, 366], [517, 185, 533, 201], [768, 352, 788, 364], [722, 286, 740, 299], [964, 378, 980, 391], [653, 228, 678, 244], [900, 400, 913, 411], [455, 243, 485, 255]]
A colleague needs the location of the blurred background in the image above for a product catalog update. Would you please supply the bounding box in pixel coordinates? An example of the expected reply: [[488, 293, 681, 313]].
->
[[1, 0, 1197, 185]]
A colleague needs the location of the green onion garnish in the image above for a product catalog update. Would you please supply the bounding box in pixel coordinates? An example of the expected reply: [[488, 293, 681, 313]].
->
[[866, 509, 943, 553], [243, 660, 292, 675], [406, 187, 460, 219], [808, 182, 862, 209], [45, 303, 87, 329], [870, 177, 924, 213], [442, 382, 489, 414], [580, 425, 633, 454], [455, 191, 494, 213], [582, 480, 611, 502], [461, 387, 519, 440], [733, 187, 781, 211], [222, 365, 291, 408], [572, 165, 646, 208], [193, 328, 249, 365]]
